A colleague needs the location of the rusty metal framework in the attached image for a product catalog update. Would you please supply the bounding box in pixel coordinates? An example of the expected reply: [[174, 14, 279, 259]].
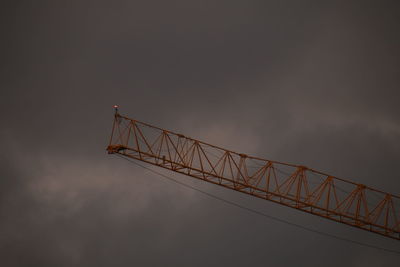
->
[[107, 112, 400, 240]]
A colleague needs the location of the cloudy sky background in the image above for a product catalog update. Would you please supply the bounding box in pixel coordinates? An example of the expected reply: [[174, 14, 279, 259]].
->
[[1, 0, 400, 266]]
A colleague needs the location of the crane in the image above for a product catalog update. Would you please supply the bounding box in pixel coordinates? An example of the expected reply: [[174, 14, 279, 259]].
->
[[107, 108, 400, 241]]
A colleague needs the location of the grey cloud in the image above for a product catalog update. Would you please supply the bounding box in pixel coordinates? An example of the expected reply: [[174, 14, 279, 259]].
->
[[1, 0, 400, 266]]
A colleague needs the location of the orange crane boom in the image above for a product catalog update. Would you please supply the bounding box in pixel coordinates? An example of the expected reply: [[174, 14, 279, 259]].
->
[[107, 111, 400, 240]]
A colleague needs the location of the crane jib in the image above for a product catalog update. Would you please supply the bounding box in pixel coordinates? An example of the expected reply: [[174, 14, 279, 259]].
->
[[107, 113, 400, 241]]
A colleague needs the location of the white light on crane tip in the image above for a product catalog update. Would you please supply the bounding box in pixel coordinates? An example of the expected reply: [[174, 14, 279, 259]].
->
[[113, 105, 119, 108]]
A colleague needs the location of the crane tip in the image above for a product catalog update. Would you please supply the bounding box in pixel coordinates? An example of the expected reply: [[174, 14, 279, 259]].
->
[[113, 105, 119, 115]]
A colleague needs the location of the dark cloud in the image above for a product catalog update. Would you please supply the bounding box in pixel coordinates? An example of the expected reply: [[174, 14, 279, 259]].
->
[[1, 0, 400, 266]]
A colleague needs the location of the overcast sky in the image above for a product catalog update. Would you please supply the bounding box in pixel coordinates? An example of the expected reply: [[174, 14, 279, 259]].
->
[[1, 1, 400, 266]]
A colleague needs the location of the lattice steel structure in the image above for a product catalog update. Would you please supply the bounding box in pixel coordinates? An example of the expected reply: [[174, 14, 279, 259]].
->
[[107, 112, 400, 240]]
